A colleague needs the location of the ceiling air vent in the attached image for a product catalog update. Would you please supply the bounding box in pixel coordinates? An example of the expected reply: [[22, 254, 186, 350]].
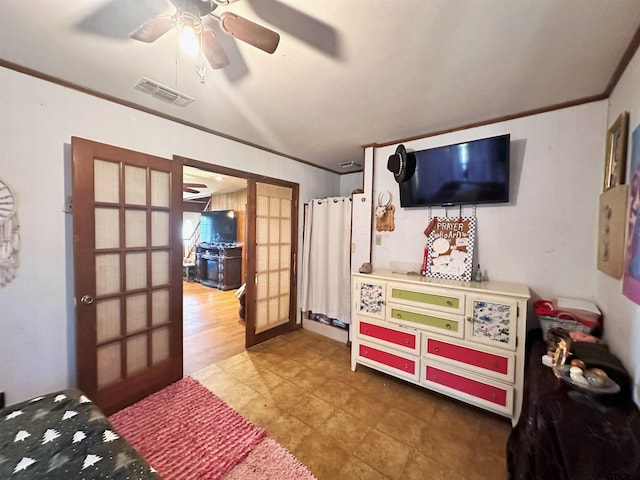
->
[[338, 161, 361, 169], [134, 77, 195, 107]]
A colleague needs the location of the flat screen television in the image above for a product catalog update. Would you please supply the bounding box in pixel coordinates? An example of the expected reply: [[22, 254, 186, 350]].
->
[[200, 210, 237, 244], [399, 134, 510, 207]]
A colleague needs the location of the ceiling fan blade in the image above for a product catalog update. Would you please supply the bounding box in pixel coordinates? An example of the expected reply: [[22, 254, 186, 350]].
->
[[219, 12, 280, 54], [130, 14, 176, 42], [183, 187, 201, 194], [247, 0, 339, 57], [75, 0, 169, 40], [183, 183, 208, 188], [206, 21, 249, 82], [202, 28, 230, 69]]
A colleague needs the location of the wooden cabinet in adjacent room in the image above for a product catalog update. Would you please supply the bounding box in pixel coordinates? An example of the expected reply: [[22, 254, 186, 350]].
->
[[195, 243, 243, 290]]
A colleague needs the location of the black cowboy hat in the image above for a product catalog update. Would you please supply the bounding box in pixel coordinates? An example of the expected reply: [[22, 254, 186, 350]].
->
[[387, 144, 415, 183]]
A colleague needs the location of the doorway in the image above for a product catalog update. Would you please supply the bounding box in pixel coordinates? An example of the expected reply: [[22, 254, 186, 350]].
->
[[182, 165, 248, 374], [179, 157, 299, 374]]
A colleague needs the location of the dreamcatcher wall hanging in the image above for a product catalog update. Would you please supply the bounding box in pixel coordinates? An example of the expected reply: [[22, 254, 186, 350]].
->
[[0, 178, 20, 286]]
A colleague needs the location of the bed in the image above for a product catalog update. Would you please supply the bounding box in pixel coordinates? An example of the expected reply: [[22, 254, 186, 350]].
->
[[507, 330, 640, 479], [0, 388, 160, 479]]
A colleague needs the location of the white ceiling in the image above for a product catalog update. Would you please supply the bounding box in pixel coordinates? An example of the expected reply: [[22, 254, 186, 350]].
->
[[2, 0, 640, 173], [183, 165, 247, 199]]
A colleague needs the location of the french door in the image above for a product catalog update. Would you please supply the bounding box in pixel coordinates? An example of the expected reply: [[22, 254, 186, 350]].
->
[[245, 180, 298, 347], [72, 137, 183, 415]]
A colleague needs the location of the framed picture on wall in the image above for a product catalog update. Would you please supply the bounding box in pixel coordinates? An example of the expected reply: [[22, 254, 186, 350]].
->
[[598, 184, 628, 278], [623, 122, 640, 304], [603, 111, 629, 191]]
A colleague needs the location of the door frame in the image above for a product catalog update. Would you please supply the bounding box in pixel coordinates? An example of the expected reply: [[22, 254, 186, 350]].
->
[[177, 156, 300, 348]]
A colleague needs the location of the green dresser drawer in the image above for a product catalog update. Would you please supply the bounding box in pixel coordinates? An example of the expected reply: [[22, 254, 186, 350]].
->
[[390, 287, 461, 310], [390, 308, 460, 334]]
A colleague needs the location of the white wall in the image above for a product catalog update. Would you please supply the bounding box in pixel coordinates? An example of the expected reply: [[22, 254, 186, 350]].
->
[[371, 101, 607, 310], [339, 172, 363, 196], [598, 46, 640, 406], [370, 96, 640, 407], [0, 67, 339, 405]]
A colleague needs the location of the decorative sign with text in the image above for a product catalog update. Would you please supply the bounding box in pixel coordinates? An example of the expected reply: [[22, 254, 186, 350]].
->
[[424, 217, 476, 281]]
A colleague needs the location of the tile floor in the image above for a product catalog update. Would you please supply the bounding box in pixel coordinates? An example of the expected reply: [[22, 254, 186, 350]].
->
[[192, 328, 511, 480]]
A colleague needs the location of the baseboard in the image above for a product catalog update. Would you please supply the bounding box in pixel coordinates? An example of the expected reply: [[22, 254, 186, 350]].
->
[[302, 318, 349, 343]]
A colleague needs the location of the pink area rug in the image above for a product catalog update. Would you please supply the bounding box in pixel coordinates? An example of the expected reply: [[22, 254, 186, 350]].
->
[[109, 376, 315, 480], [224, 437, 316, 480]]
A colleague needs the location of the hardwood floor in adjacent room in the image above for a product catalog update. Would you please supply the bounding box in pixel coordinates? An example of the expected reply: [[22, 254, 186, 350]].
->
[[183, 281, 246, 375]]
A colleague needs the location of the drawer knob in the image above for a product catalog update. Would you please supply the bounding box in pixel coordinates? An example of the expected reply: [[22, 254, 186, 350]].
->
[[445, 323, 451, 330], [364, 328, 369, 334], [397, 313, 403, 319], [404, 339, 410, 345], [434, 347, 440, 353], [446, 300, 453, 306], [492, 361, 499, 369], [466, 316, 472, 322], [404, 364, 410, 370]]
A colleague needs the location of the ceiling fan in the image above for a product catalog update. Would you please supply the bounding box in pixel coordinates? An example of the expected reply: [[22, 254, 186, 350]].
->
[[129, 0, 280, 70], [183, 182, 208, 194]]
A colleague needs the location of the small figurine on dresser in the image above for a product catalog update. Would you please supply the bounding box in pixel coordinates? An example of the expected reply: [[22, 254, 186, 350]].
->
[[542, 323, 631, 396]]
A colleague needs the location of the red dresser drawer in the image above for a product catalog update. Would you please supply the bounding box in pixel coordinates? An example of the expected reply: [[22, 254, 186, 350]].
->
[[425, 365, 508, 407], [427, 338, 509, 374], [359, 344, 416, 376], [360, 321, 417, 350]]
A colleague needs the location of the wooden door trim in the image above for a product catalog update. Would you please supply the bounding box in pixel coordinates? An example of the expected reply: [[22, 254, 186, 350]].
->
[[179, 157, 300, 348], [178, 156, 299, 188]]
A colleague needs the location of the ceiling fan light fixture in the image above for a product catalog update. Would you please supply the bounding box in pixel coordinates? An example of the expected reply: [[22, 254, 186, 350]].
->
[[130, 0, 281, 75], [178, 13, 202, 57]]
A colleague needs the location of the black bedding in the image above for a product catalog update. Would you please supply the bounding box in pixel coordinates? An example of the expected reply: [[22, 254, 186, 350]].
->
[[507, 331, 640, 480], [0, 388, 160, 479]]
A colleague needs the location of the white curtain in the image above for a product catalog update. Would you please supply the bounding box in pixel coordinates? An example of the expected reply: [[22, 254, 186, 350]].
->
[[301, 197, 352, 323]]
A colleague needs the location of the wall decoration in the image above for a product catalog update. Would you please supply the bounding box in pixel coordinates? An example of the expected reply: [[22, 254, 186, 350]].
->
[[623, 123, 640, 304], [423, 216, 476, 281], [0, 178, 20, 286], [603, 111, 629, 191], [375, 191, 395, 232], [597, 184, 628, 278]]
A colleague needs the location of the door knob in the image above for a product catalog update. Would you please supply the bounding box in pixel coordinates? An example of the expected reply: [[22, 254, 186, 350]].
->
[[80, 295, 95, 305]]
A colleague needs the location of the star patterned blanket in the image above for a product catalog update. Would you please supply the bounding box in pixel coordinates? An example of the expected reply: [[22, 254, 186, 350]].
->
[[0, 388, 160, 479]]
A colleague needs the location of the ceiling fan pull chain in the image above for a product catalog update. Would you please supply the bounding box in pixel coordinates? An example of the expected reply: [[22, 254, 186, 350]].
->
[[174, 32, 179, 89], [196, 27, 207, 83]]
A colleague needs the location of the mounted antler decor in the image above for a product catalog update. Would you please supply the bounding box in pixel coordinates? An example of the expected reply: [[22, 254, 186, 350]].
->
[[375, 191, 395, 232]]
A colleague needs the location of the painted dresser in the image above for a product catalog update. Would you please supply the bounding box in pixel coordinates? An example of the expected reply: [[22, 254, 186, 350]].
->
[[351, 270, 530, 424]]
